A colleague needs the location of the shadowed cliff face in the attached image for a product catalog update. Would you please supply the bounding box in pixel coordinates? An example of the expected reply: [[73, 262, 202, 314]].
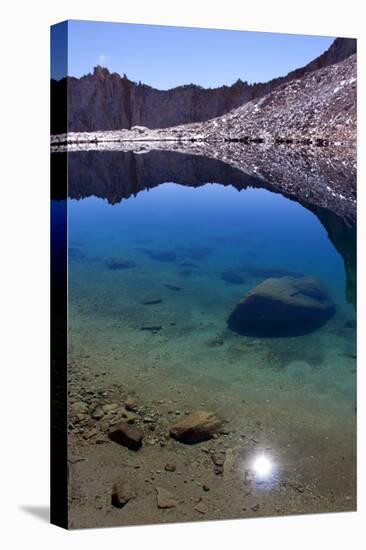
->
[[51, 147, 356, 308], [51, 37, 356, 134], [311, 206, 356, 308]]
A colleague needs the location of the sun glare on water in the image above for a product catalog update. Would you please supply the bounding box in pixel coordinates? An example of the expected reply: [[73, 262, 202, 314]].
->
[[252, 455, 273, 480]]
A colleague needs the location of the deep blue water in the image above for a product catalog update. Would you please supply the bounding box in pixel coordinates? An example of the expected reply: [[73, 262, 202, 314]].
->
[[68, 183, 349, 305]]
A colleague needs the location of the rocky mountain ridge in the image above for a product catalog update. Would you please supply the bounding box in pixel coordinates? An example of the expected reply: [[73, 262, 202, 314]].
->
[[51, 37, 356, 134], [51, 52, 357, 146], [181, 53, 357, 144]]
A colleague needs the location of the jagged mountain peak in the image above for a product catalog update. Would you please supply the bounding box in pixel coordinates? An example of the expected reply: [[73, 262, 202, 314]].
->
[[323, 37, 357, 63], [92, 65, 111, 78]]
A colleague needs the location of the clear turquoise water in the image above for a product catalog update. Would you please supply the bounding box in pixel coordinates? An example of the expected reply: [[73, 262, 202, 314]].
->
[[67, 180, 356, 413]]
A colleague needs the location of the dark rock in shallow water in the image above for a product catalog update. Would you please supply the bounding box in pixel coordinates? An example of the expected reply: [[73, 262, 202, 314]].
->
[[134, 237, 151, 244], [140, 325, 162, 333], [178, 261, 199, 268], [178, 269, 191, 277], [164, 284, 182, 291], [69, 247, 85, 260], [207, 336, 224, 347], [179, 246, 212, 260], [105, 257, 137, 270], [221, 270, 245, 285], [145, 249, 176, 262], [227, 276, 335, 337], [142, 296, 163, 305]]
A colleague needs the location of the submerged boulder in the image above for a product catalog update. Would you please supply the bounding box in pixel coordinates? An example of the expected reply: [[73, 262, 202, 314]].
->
[[179, 246, 212, 260], [105, 257, 136, 270], [227, 276, 335, 337], [145, 249, 176, 262], [221, 270, 245, 285]]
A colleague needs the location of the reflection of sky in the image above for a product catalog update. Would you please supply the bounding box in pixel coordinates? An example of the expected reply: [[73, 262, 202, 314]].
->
[[68, 183, 345, 301], [68, 183, 337, 257], [52, 20, 334, 88]]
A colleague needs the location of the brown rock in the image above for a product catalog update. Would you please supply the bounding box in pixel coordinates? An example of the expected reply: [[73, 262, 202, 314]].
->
[[213, 465, 224, 476], [102, 403, 119, 413], [194, 501, 208, 514], [164, 463, 176, 472], [111, 478, 136, 508], [156, 486, 177, 509], [70, 401, 88, 415], [109, 422, 143, 450], [170, 410, 222, 444], [91, 406, 104, 420], [125, 397, 138, 412], [83, 428, 97, 440], [211, 451, 226, 467]]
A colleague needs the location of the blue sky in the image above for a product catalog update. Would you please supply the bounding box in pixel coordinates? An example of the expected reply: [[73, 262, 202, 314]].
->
[[52, 20, 334, 89]]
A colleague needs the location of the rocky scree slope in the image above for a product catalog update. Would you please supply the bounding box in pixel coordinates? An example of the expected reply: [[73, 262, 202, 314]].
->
[[185, 52, 357, 143]]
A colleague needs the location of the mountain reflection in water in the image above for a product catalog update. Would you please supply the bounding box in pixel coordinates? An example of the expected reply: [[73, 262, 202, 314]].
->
[[51, 146, 356, 308]]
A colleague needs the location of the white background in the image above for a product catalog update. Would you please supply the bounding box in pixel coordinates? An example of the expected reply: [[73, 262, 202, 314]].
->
[[0, 0, 364, 548]]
